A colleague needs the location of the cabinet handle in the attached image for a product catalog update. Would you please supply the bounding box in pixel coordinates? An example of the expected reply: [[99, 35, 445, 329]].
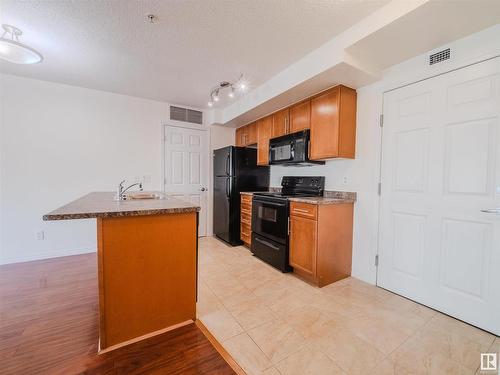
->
[[288, 217, 291, 235], [293, 208, 311, 213], [285, 117, 288, 134]]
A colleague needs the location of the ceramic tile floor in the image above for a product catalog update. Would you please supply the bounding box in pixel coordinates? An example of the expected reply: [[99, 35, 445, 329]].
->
[[197, 237, 499, 375]]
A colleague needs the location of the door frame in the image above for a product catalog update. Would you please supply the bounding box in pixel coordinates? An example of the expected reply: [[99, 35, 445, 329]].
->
[[375, 53, 500, 285], [161, 123, 209, 237]]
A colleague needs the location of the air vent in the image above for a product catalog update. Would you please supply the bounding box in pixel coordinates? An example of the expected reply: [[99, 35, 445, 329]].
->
[[429, 48, 450, 65], [169, 106, 203, 124]]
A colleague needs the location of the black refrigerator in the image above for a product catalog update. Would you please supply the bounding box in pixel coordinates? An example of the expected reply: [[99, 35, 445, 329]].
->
[[213, 146, 269, 245]]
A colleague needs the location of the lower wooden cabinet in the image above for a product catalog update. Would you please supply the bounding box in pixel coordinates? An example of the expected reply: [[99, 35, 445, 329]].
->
[[240, 194, 253, 246], [289, 215, 317, 277], [289, 201, 353, 287]]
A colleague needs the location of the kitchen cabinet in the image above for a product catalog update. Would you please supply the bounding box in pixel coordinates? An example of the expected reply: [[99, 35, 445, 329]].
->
[[257, 116, 272, 165], [234, 84, 356, 163], [289, 201, 353, 287], [289, 213, 317, 277], [310, 85, 357, 160], [235, 127, 245, 146], [235, 122, 258, 147], [289, 99, 311, 133], [271, 108, 289, 138], [240, 194, 253, 246], [246, 122, 258, 145]]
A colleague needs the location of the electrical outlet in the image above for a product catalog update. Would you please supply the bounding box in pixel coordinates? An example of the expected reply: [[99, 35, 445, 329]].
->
[[35, 230, 45, 240], [143, 175, 151, 184], [342, 176, 349, 185]]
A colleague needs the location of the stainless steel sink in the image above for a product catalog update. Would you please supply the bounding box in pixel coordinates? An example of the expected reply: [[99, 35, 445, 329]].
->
[[114, 192, 167, 201]]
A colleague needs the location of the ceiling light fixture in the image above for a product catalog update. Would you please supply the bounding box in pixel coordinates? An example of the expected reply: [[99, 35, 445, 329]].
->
[[0, 24, 43, 64], [208, 74, 248, 107]]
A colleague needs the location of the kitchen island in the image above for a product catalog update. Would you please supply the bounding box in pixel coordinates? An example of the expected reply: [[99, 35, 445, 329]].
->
[[43, 192, 200, 352]]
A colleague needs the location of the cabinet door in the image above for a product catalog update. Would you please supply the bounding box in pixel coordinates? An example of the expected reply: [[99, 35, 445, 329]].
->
[[235, 126, 245, 147], [310, 87, 339, 159], [271, 108, 289, 138], [257, 116, 272, 165], [290, 100, 310, 133], [289, 215, 317, 277], [246, 122, 258, 145]]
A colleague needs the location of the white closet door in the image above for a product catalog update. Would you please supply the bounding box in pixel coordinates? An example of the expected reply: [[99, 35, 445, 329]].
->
[[378, 57, 500, 335]]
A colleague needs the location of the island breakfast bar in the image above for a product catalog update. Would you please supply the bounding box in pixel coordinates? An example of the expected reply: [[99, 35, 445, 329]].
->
[[43, 192, 200, 352]]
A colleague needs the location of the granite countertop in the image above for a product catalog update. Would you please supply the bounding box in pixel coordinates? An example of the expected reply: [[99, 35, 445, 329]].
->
[[288, 196, 355, 205], [43, 192, 200, 221], [239, 190, 356, 205]]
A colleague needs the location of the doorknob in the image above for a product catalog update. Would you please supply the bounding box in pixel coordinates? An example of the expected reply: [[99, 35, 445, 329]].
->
[[480, 208, 500, 213], [200, 187, 207, 192]]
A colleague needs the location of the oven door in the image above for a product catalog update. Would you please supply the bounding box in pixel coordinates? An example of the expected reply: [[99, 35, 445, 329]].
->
[[251, 197, 288, 244]]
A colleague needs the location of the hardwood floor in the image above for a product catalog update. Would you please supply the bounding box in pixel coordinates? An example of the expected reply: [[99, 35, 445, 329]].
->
[[0, 253, 236, 375]]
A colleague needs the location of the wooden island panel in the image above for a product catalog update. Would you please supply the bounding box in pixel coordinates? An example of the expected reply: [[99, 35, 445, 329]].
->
[[97, 212, 197, 350]]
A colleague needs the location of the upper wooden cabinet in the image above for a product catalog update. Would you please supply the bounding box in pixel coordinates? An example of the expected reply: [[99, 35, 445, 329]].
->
[[233, 84, 356, 162], [235, 127, 245, 147], [310, 85, 357, 160], [271, 108, 289, 138], [257, 116, 272, 165], [246, 122, 257, 145], [235, 122, 257, 147], [289, 100, 311, 133]]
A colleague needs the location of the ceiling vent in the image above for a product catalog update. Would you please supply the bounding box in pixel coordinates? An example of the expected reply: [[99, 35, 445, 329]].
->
[[429, 48, 450, 65], [170, 106, 203, 125]]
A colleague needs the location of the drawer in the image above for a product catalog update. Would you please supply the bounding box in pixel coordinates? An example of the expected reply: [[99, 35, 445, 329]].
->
[[290, 201, 317, 220], [240, 223, 252, 244], [241, 204, 252, 217], [240, 215, 252, 226], [241, 194, 253, 204]]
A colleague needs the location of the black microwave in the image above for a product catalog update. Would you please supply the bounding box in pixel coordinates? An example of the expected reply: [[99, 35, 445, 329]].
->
[[269, 130, 324, 165]]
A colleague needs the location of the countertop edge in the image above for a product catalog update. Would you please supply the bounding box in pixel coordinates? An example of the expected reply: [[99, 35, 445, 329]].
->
[[43, 206, 201, 221], [287, 197, 356, 205]]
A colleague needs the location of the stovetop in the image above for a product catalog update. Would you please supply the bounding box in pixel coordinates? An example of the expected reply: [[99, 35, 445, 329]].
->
[[254, 176, 325, 200], [253, 191, 322, 199]]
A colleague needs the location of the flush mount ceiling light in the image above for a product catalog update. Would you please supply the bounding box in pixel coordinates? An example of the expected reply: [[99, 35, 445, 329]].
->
[[207, 75, 248, 107], [0, 24, 43, 64]]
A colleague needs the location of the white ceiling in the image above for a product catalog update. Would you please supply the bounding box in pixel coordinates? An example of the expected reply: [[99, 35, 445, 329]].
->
[[0, 0, 390, 109]]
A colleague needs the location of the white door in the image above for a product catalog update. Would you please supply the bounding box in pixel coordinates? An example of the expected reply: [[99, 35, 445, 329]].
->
[[378, 57, 500, 335], [164, 125, 209, 236]]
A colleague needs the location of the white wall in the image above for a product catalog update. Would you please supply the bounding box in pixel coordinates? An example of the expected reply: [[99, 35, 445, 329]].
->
[[0, 75, 170, 264], [0, 74, 235, 264], [271, 24, 500, 285]]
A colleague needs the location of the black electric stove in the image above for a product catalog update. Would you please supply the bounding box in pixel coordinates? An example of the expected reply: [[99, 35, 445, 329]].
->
[[251, 176, 324, 272]]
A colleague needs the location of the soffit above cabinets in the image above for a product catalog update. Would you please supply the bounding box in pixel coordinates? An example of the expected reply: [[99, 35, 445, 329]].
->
[[213, 0, 500, 128]]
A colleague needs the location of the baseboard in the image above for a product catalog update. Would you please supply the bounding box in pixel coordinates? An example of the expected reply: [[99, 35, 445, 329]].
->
[[0, 247, 96, 265]]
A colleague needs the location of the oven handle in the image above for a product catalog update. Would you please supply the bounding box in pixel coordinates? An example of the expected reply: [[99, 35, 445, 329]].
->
[[254, 236, 280, 251], [252, 200, 286, 208]]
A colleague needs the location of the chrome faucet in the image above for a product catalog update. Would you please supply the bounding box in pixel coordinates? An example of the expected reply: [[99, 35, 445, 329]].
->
[[117, 180, 143, 201]]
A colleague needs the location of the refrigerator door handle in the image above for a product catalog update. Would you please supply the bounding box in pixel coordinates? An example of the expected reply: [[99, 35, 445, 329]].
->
[[225, 154, 230, 176], [225, 178, 230, 198]]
